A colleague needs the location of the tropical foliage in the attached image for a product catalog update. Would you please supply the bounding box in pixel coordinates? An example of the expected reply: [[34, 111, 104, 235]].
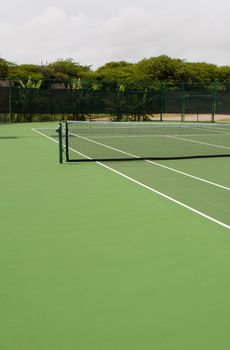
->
[[1, 55, 230, 84]]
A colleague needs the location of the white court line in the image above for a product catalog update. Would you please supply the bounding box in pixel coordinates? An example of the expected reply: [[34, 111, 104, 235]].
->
[[99, 162, 230, 230], [71, 132, 230, 191], [192, 125, 230, 134], [167, 135, 230, 150], [32, 128, 59, 143], [91, 133, 230, 139], [32, 128, 91, 159], [146, 160, 230, 191], [32, 128, 230, 230], [32, 127, 57, 130], [69, 132, 139, 158], [34, 128, 230, 139]]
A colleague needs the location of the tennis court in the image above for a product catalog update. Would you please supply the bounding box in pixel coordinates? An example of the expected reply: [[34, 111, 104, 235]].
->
[[1, 121, 230, 349]]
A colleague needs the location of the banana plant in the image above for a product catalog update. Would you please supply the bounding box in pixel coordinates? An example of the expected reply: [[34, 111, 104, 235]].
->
[[68, 78, 82, 90], [19, 77, 42, 89], [15, 77, 43, 122]]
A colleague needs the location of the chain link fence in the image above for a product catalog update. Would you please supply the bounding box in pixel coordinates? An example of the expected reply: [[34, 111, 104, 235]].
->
[[1, 79, 230, 123]]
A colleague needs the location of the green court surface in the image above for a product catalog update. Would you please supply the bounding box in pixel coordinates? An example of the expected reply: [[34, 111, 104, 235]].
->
[[1, 122, 230, 350]]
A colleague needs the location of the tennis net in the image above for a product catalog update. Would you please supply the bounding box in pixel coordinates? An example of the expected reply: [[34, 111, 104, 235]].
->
[[64, 121, 230, 162]]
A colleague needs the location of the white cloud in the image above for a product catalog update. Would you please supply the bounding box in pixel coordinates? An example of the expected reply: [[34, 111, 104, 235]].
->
[[1, 2, 230, 68]]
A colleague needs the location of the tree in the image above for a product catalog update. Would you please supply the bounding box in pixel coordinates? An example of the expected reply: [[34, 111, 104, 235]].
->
[[0, 58, 14, 78], [94, 61, 135, 82], [181, 62, 218, 83], [47, 59, 91, 80], [217, 66, 230, 82], [133, 55, 185, 83], [9, 64, 44, 80]]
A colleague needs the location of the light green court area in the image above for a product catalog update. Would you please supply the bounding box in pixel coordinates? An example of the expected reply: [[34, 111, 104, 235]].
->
[[0, 123, 230, 350]]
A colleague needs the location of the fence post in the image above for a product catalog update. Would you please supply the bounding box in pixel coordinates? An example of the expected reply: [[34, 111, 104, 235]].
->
[[9, 78, 12, 122], [181, 82, 185, 122], [211, 82, 216, 123], [160, 82, 164, 121]]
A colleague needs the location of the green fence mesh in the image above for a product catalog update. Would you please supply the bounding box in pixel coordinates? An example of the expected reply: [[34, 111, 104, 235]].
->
[[1, 80, 230, 122]]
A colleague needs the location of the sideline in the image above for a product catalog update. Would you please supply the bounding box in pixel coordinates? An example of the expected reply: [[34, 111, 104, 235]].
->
[[32, 127, 230, 230]]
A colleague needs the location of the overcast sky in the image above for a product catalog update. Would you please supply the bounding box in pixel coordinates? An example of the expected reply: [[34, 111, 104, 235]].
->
[[0, 0, 230, 69]]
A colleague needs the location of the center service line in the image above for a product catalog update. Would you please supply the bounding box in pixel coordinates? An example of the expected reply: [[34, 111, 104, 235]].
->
[[33, 128, 230, 230], [98, 162, 230, 230]]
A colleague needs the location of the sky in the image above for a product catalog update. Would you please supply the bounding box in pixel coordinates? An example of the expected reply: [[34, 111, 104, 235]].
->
[[0, 0, 230, 69]]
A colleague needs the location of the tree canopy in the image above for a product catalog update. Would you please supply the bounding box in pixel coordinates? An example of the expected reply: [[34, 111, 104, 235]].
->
[[0, 58, 14, 78], [0, 55, 230, 83]]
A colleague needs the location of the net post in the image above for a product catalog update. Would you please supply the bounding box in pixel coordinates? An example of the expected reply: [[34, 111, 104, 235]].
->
[[57, 122, 63, 164], [65, 121, 69, 162]]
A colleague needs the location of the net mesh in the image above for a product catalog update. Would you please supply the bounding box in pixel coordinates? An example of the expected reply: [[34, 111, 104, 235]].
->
[[65, 121, 230, 161]]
